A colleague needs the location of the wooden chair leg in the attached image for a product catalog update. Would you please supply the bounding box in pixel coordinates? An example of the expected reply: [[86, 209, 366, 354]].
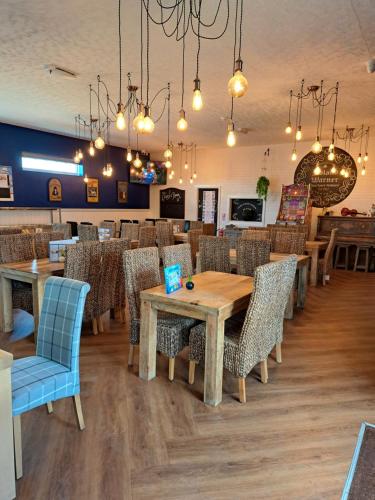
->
[[120, 307, 126, 323], [188, 361, 196, 385], [260, 359, 268, 384], [168, 358, 175, 381], [92, 318, 99, 335], [128, 345, 134, 366], [46, 402, 53, 414], [353, 247, 359, 272], [97, 315, 104, 333], [276, 343, 282, 363], [238, 378, 246, 403], [72, 394, 85, 431], [13, 415, 23, 479]]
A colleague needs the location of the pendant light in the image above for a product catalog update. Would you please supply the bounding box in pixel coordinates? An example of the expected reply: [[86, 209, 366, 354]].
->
[[227, 120, 236, 147], [126, 147, 132, 162], [291, 149, 297, 161], [89, 142, 95, 157], [285, 90, 292, 134], [177, 109, 188, 131], [142, 106, 155, 134], [88, 86, 95, 156], [116, 104, 126, 130], [330, 165, 337, 174], [313, 162, 321, 175], [115, 0, 126, 131], [311, 138, 323, 154], [228, 0, 248, 98], [177, 8, 188, 131], [95, 132, 105, 150], [83, 173, 89, 183], [133, 152, 142, 168], [192, 5, 203, 111]]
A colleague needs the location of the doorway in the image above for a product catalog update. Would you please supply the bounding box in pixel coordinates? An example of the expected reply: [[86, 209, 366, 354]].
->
[[197, 187, 219, 233]]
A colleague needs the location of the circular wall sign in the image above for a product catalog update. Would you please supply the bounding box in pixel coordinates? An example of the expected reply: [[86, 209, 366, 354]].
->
[[294, 146, 357, 208]]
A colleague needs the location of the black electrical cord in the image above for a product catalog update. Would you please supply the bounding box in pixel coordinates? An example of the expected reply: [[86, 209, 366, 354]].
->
[[118, 0, 122, 103]]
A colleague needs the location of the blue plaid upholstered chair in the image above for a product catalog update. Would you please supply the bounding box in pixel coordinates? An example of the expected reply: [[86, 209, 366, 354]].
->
[[11, 276, 90, 479]]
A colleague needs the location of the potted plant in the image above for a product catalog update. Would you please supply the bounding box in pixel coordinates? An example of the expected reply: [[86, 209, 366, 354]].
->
[[256, 176, 270, 200]]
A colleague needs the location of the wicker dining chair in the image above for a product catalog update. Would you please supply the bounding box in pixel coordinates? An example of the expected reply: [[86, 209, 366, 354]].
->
[[162, 244, 193, 279], [190, 221, 203, 230], [77, 224, 99, 242], [139, 225, 157, 248], [199, 235, 231, 273], [242, 229, 270, 240], [123, 247, 195, 380], [99, 221, 116, 238], [156, 221, 174, 251], [188, 256, 297, 403], [188, 229, 203, 269], [0, 234, 35, 313], [52, 223, 72, 239], [64, 242, 102, 334], [120, 222, 140, 240], [237, 239, 271, 277], [34, 232, 65, 259], [202, 223, 215, 236], [318, 228, 338, 285], [0, 227, 22, 235], [272, 231, 306, 254]]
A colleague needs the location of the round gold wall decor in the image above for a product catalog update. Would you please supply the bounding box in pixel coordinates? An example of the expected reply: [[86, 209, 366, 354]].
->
[[294, 146, 357, 208]]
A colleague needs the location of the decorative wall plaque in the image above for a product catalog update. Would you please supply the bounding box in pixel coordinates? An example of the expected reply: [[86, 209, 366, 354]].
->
[[0, 166, 14, 201], [48, 178, 62, 201], [86, 178, 99, 203], [294, 146, 357, 208]]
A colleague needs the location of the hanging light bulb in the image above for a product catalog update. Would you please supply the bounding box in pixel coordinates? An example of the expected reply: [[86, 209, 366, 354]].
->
[[329, 142, 335, 152], [179, 177, 183, 184], [285, 122, 292, 134], [361, 166, 366, 176], [189, 177, 193, 184], [116, 103, 126, 130], [130, 167, 135, 174], [168, 173, 173, 180], [313, 163, 321, 175], [330, 165, 337, 174], [291, 149, 297, 161], [344, 170, 350, 178], [295, 126, 302, 141], [133, 152, 142, 168], [340, 167, 346, 176], [95, 132, 105, 150], [328, 150, 335, 162], [133, 103, 145, 133], [192, 78, 203, 111], [141, 106, 155, 134], [184, 161, 189, 170], [164, 147, 172, 159], [107, 163, 113, 176], [77, 148, 83, 160], [171, 170, 175, 176], [193, 172, 197, 179], [311, 137, 322, 154], [177, 109, 188, 131], [228, 59, 248, 98], [165, 159, 172, 169], [227, 121, 236, 147], [357, 153, 362, 164], [364, 153, 369, 162], [103, 166, 107, 176], [73, 151, 80, 164], [88, 141, 95, 157], [83, 173, 89, 183], [126, 147, 133, 162]]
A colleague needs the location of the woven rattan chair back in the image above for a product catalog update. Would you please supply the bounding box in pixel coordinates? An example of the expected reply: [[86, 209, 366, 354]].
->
[[188, 229, 203, 268], [123, 247, 161, 322], [202, 223, 215, 236], [34, 232, 65, 259], [156, 221, 174, 250], [77, 224, 99, 242], [162, 243, 193, 278], [242, 229, 270, 241], [237, 239, 271, 276], [190, 221, 203, 231], [172, 220, 185, 232], [121, 223, 139, 240], [139, 226, 157, 248], [52, 223, 72, 239], [99, 221, 116, 238], [0, 234, 34, 263], [272, 231, 306, 254], [199, 235, 231, 273], [0, 227, 22, 236]]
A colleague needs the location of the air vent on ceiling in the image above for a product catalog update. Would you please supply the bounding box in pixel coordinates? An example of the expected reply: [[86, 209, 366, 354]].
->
[[44, 64, 78, 80]]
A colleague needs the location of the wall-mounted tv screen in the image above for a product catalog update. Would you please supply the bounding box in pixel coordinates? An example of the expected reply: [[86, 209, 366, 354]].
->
[[130, 161, 167, 185], [230, 198, 263, 222]]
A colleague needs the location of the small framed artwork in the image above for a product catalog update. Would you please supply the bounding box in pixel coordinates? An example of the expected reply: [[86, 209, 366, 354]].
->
[[48, 178, 62, 201], [86, 178, 99, 203], [117, 181, 128, 203], [0, 166, 14, 201]]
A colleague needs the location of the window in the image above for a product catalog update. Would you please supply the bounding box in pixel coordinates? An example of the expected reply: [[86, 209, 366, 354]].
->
[[21, 154, 83, 176]]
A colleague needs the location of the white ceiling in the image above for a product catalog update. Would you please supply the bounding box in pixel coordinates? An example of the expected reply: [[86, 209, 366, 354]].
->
[[0, 0, 374, 155]]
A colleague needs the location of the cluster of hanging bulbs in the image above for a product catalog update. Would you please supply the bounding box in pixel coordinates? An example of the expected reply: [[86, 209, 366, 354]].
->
[[73, 148, 83, 164], [102, 163, 113, 177]]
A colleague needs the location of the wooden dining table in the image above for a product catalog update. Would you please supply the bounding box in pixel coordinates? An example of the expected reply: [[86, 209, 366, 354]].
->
[[0, 259, 65, 336], [139, 271, 253, 407], [174, 232, 327, 287]]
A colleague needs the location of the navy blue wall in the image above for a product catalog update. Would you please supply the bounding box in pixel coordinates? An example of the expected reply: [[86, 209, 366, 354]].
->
[[0, 122, 150, 209]]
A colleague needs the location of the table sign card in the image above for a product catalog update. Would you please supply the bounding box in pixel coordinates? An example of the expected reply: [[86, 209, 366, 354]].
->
[[164, 264, 182, 294]]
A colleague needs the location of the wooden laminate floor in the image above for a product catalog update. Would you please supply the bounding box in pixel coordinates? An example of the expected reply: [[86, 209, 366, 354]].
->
[[1, 270, 375, 500]]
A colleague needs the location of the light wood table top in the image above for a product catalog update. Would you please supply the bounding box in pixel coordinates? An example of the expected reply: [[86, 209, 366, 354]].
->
[[305, 240, 328, 250], [173, 232, 188, 243], [0, 258, 64, 279]]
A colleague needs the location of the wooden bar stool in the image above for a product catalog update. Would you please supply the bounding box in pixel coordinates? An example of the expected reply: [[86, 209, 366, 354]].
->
[[334, 244, 350, 270], [353, 245, 371, 272]]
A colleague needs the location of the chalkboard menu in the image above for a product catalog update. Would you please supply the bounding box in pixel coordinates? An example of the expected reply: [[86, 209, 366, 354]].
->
[[294, 146, 357, 208], [160, 188, 185, 219], [230, 198, 263, 222]]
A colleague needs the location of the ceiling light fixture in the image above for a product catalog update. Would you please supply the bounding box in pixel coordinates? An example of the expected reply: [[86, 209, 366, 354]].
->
[[228, 0, 248, 98]]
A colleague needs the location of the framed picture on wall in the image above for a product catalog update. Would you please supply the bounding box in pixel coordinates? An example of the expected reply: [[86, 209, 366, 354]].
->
[[86, 178, 99, 203], [0, 166, 14, 201], [117, 180, 128, 203], [48, 178, 62, 201]]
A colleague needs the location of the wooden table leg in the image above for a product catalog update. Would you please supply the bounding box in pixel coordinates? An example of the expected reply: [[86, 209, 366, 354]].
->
[[309, 249, 319, 287], [297, 264, 308, 309], [0, 276, 14, 333], [139, 299, 158, 381], [204, 314, 225, 406], [31, 277, 47, 338], [284, 288, 294, 320]]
